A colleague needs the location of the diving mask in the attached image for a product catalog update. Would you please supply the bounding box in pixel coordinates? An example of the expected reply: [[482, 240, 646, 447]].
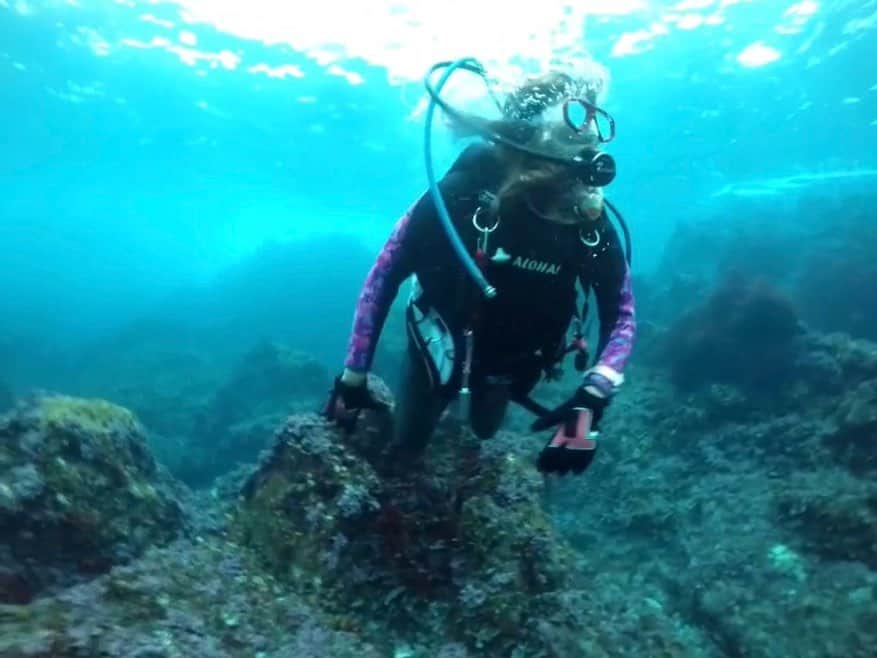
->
[[562, 97, 616, 144]]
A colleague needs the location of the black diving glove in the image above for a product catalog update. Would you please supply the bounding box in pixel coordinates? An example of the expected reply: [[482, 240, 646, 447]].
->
[[322, 374, 388, 433], [531, 375, 613, 475]]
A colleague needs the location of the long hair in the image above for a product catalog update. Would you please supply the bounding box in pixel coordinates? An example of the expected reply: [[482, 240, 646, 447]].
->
[[496, 73, 591, 214]]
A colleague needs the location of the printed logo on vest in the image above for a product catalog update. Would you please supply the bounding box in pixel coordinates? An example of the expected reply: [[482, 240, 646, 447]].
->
[[511, 256, 561, 275]]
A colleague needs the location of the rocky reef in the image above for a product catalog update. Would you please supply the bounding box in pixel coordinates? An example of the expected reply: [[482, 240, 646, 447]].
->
[[234, 390, 589, 657], [1, 306, 875, 656], [0, 380, 719, 658], [62, 333, 331, 488], [0, 395, 185, 605], [0, 534, 385, 658], [551, 326, 877, 657]]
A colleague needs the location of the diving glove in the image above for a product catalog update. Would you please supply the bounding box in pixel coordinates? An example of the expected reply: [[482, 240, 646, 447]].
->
[[531, 375, 612, 475], [322, 374, 388, 433]]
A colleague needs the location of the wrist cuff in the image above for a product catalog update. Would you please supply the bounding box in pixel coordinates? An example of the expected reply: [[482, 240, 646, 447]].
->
[[583, 373, 613, 398], [587, 364, 624, 388], [341, 369, 367, 386], [583, 366, 624, 398]]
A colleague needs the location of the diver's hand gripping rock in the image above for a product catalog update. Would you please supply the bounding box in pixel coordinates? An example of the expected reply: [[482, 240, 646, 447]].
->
[[322, 374, 389, 433]]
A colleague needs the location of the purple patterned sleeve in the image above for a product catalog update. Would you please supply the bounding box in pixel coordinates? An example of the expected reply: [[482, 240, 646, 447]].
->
[[595, 264, 636, 375], [343, 206, 415, 372]]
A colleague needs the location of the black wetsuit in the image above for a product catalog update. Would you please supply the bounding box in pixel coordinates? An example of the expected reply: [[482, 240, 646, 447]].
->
[[344, 144, 635, 453]]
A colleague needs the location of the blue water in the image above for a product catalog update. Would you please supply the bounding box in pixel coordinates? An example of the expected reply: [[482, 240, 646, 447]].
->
[[1, 0, 875, 350]]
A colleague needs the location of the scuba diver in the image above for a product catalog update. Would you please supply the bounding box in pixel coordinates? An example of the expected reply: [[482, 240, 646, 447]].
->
[[323, 61, 635, 476]]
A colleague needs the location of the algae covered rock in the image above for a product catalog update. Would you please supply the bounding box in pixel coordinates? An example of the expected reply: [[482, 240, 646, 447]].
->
[[0, 536, 384, 658], [789, 333, 877, 474], [0, 394, 185, 603], [679, 555, 877, 658], [233, 377, 592, 657], [830, 378, 877, 473], [837, 379, 877, 430], [775, 470, 877, 568]]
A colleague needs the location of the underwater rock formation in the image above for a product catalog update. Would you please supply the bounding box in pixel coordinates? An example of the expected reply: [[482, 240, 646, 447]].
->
[[775, 470, 877, 568], [0, 395, 185, 604], [672, 553, 877, 658], [786, 332, 877, 474], [0, 533, 384, 658], [831, 378, 877, 473], [551, 325, 877, 658], [1, 333, 874, 657], [233, 378, 603, 657], [661, 272, 802, 393]]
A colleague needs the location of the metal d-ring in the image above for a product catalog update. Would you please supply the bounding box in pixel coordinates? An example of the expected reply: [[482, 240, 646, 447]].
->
[[472, 206, 499, 233], [580, 227, 601, 247]]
